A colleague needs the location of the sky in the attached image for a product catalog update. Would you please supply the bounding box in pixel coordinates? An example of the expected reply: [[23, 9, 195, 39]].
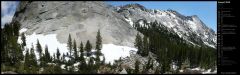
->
[[1, 1, 19, 28], [1, 1, 216, 32], [106, 1, 217, 32]]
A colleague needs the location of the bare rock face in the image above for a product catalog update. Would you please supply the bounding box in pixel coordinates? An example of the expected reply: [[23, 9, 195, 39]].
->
[[13, 1, 139, 47], [117, 50, 160, 73]]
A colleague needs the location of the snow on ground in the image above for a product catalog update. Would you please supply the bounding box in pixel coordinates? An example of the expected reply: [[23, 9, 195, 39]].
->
[[73, 62, 80, 67], [26, 33, 68, 58], [202, 68, 217, 74], [18, 28, 28, 44], [149, 10, 167, 18], [204, 41, 215, 48], [203, 32, 207, 39], [162, 22, 167, 26], [61, 64, 66, 69], [213, 36, 217, 43], [202, 69, 212, 74], [139, 20, 144, 27], [190, 67, 217, 74], [47, 63, 56, 65], [73, 62, 80, 71], [101, 44, 137, 64], [187, 20, 197, 32], [174, 19, 179, 25], [125, 17, 134, 27], [173, 29, 182, 38], [18, 28, 138, 65], [191, 67, 201, 71], [172, 64, 177, 71], [181, 68, 215, 74], [171, 13, 176, 18], [18, 28, 68, 59], [167, 22, 174, 28], [19, 28, 27, 33], [171, 62, 178, 71], [157, 10, 167, 17], [179, 70, 183, 72]]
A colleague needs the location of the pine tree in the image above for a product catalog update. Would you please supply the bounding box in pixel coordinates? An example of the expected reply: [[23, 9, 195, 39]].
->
[[36, 39, 44, 67], [154, 65, 160, 74], [78, 41, 87, 73], [20, 33, 26, 61], [79, 41, 84, 61], [12, 21, 21, 37], [53, 53, 56, 63], [95, 29, 102, 64], [1, 21, 22, 65], [145, 58, 152, 72], [142, 35, 149, 56], [36, 39, 42, 56], [21, 32, 26, 47], [67, 34, 72, 57], [30, 44, 38, 67], [85, 40, 92, 57], [54, 63, 63, 74], [80, 42, 84, 54], [134, 59, 140, 74], [56, 48, 60, 62], [9, 28, 22, 65], [101, 56, 105, 65], [62, 53, 66, 64], [88, 57, 96, 73], [1, 27, 6, 64], [44, 45, 51, 62], [24, 49, 30, 68], [73, 39, 78, 61], [68, 65, 75, 74], [78, 53, 87, 73], [11, 38, 23, 64], [135, 33, 143, 55]]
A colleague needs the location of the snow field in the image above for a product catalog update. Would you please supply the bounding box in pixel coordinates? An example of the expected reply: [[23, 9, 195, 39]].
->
[[18, 28, 138, 64]]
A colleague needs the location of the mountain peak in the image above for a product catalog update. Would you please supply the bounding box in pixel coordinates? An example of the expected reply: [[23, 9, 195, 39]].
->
[[121, 3, 146, 11], [116, 4, 216, 48], [166, 9, 177, 13], [191, 15, 199, 19]]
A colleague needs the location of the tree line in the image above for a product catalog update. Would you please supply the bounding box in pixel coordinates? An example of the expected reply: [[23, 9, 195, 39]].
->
[[133, 20, 216, 74]]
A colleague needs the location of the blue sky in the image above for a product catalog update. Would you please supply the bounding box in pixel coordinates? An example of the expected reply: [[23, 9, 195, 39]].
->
[[1, 1, 216, 32], [106, 1, 217, 32]]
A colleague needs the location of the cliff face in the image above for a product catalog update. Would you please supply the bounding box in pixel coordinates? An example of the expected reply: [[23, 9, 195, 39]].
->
[[13, 1, 139, 47]]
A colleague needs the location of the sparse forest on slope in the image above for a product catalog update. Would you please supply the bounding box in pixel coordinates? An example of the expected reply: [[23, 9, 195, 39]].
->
[[132, 20, 216, 74]]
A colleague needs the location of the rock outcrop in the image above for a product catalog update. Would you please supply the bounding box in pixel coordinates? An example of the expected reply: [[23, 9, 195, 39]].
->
[[13, 1, 139, 47]]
